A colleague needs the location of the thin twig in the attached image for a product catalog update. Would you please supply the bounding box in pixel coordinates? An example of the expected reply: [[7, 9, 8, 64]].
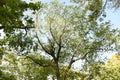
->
[[49, 22, 59, 45], [99, 0, 108, 16]]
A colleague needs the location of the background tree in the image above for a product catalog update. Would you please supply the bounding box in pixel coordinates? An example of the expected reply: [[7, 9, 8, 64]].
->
[[0, 0, 41, 79], [104, 53, 120, 79], [88, 53, 120, 80], [0, 0, 41, 57]]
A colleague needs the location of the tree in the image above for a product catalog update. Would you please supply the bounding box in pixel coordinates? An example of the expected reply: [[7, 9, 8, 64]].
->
[[0, 0, 41, 79], [104, 53, 120, 79], [32, 0, 119, 79], [0, 0, 41, 56], [0, 0, 41, 29], [0, 0, 119, 80]]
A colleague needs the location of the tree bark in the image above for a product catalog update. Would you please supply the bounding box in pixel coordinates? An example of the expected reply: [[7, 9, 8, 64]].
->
[[53, 57, 60, 80]]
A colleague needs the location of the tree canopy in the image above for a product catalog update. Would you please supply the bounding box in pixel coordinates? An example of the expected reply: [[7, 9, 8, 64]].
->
[[0, 0, 120, 80]]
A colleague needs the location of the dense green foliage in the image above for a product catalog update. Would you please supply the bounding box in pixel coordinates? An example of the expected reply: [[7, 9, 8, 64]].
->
[[0, 0, 120, 80], [0, 0, 41, 56]]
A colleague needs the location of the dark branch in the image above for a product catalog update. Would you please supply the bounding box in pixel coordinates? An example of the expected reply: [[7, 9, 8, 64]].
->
[[23, 28, 28, 37], [99, 0, 107, 16], [64, 42, 82, 75], [68, 54, 75, 69], [26, 56, 51, 67], [56, 25, 66, 61], [103, 0, 107, 10], [0, 26, 35, 29], [66, 50, 90, 71], [36, 33, 56, 58], [64, 51, 90, 80], [47, 37, 55, 51], [63, 54, 75, 80], [36, 33, 50, 54], [74, 52, 89, 61], [56, 43, 62, 61]]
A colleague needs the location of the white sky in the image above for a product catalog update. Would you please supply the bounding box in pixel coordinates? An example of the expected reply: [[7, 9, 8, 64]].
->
[[105, 9, 120, 29]]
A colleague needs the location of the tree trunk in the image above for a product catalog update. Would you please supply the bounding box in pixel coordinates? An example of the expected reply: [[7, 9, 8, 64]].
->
[[56, 66, 60, 80], [54, 57, 60, 80]]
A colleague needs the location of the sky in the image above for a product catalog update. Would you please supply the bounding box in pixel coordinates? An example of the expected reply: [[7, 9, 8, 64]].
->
[[106, 9, 120, 29]]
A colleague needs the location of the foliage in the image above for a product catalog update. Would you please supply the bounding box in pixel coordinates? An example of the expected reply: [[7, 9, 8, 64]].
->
[[85, 53, 120, 80], [0, 53, 55, 80], [0, 0, 41, 54], [108, 0, 120, 9], [33, 0, 119, 79], [104, 53, 120, 80], [71, 0, 120, 9], [0, 0, 42, 79], [0, 0, 119, 80]]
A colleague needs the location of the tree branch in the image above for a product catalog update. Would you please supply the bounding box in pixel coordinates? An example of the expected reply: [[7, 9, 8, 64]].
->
[[56, 24, 66, 61], [103, 0, 107, 10], [68, 54, 75, 69], [0, 26, 35, 29], [74, 52, 89, 61], [26, 56, 53, 67], [49, 23, 59, 45], [56, 43, 62, 61], [63, 54, 75, 80], [47, 37, 55, 51], [64, 42, 82, 75], [36, 33, 51, 55], [99, 0, 108, 16], [64, 50, 91, 79]]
